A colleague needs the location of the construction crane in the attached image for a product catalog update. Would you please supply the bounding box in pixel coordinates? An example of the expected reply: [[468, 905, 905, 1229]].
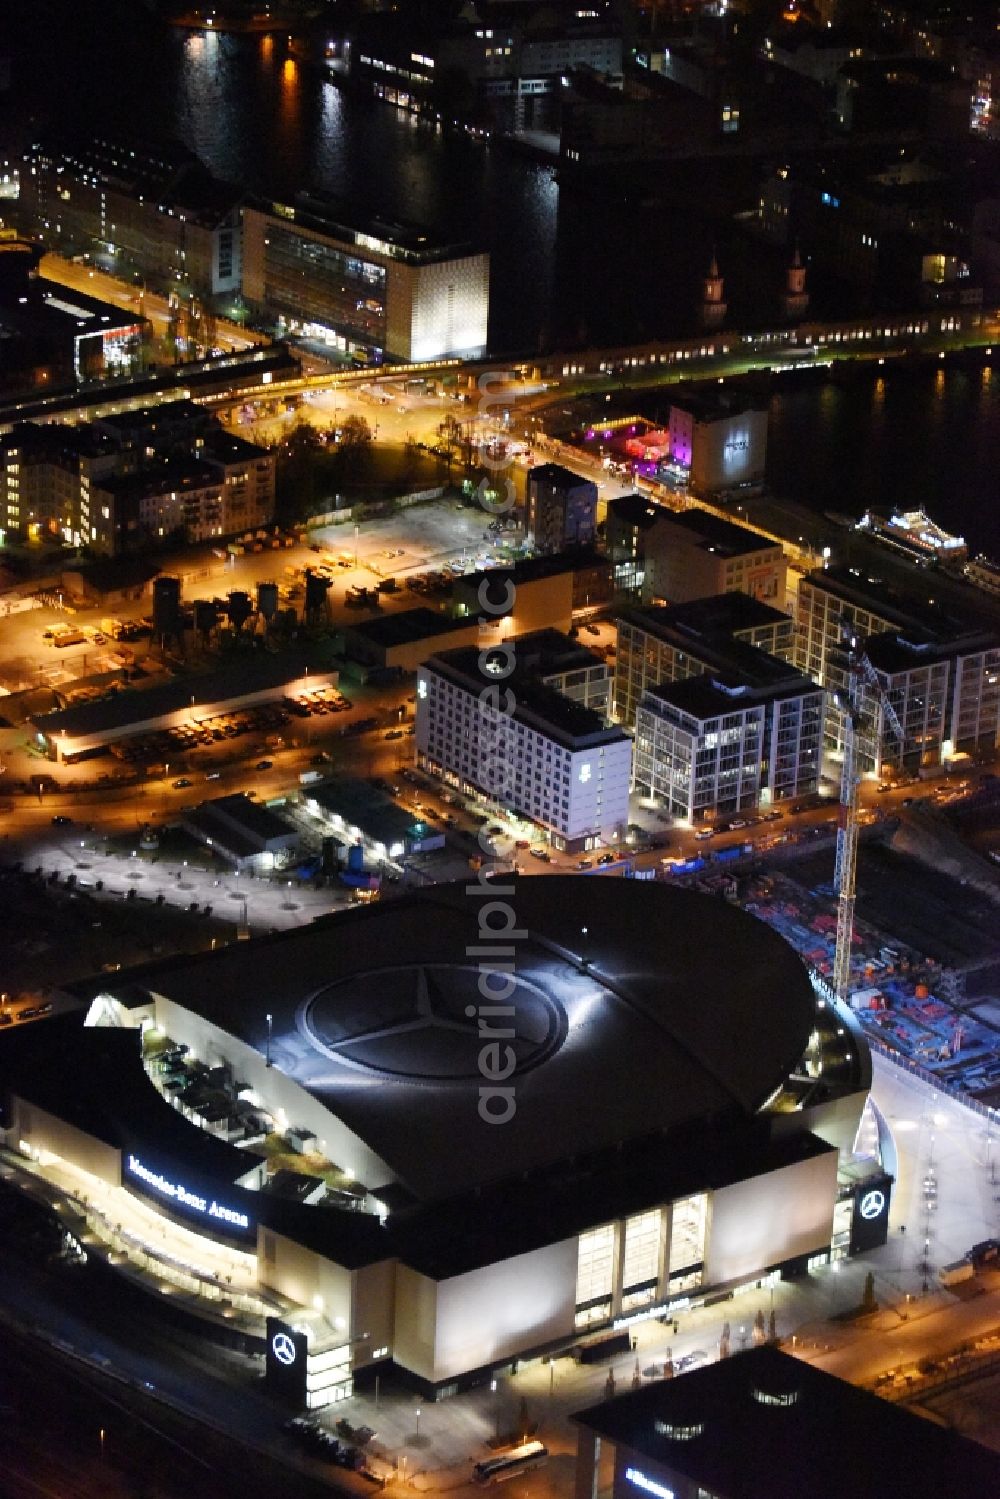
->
[[831, 624, 905, 1003]]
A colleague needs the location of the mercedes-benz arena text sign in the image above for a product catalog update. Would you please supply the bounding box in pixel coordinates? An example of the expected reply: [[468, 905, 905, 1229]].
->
[[126, 1153, 250, 1232]]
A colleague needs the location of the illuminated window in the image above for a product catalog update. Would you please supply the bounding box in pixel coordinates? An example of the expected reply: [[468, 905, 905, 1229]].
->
[[576, 1222, 615, 1305], [669, 1194, 707, 1274], [623, 1209, 661, 1291]]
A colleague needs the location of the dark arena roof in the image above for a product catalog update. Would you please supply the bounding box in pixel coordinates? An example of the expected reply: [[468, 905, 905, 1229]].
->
[[82, 878, 816, 1210]]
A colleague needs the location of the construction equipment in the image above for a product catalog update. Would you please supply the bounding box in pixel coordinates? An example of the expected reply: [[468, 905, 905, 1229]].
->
[[831, 623, 905, 1002]]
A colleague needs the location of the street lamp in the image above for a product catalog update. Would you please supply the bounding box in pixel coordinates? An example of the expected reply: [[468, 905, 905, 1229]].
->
[[266, 1012, 273, 1067]]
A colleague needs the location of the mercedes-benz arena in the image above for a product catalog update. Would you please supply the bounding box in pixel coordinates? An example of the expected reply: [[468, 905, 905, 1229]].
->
[[0, 878, 872, 1400]]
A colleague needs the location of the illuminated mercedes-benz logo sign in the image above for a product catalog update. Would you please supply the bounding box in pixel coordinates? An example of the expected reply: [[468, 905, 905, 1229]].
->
[[298, 964, 566, 1084], [272, 1331, 297, 1366], [859, 1189, 886, 1221]]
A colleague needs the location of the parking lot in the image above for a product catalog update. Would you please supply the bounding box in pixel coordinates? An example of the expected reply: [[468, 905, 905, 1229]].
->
[[95, 686, 352, 774]]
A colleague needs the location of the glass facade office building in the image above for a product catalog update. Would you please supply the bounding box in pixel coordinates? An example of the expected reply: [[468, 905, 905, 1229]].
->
[[264, 224, 387, 349]]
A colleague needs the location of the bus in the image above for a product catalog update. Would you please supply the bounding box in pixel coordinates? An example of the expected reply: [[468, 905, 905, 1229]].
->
[[473, 1442, 549, 1485]]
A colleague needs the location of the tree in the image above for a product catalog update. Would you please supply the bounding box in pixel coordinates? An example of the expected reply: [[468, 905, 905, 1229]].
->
[[334, 414, 374, 481], [436, 413, 464, 471]]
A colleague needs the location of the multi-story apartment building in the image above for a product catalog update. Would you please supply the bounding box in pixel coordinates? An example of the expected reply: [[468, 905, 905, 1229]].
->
[[16, 134, 242, 301], [91, 460, 227, 551], [614, 593, 797, 728], [0, 408, 273, 554], [0, 421, 119, 546], [634, 665, 823, 822], [796, 566, 1000, 765], [241, 194, 489, 362], [525, 463, 598, 554], [416, 645, 631, 851]]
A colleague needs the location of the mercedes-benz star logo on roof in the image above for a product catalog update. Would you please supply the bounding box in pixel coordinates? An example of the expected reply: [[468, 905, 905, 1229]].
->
[[298, 964, 566, 1084], [272, 1331, 297, 1366], [859, 1189, 886, 1221]]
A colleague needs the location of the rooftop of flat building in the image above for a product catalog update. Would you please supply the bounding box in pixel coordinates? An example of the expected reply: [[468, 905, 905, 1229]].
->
[[865, 627, 999, 674], [423, 644, 626, 749], [0, 418, 119, 460], [658, 509, 782, 558], [256, 190, 481, 265], [515, 628, 607, 677], [307, 775, 428, 846], [27, 132, 241, 227], [573, 1346, 1000, 1499], [801, 564, 982, 640], [30, 657, 331, 741], [0, 279, 142, 343], [196, 792, 295, 846], [527, 461, 598, 491], [622, 592, 792, 642], [644, 663, 819, 722], [669, 385, 768, 423], [92, 457, 222, 498], [94, 399, 207, 434], [456, 545, 606, 592], [607, 493, 666, 531], [200, 428, 270, 464], [343, 607, 475, 649]]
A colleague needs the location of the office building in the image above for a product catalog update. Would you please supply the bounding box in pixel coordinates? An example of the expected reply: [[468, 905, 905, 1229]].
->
[[796, 567, 1000, 766], [865, 630, 1000, 772], [668, 391, 768, 494], [572, 1346, 1000, 1499], [2, 878, 875, 1395], [15, 133, 242, 300], [416, 644, 631, 850], [614, 594, 797, 729], [634, 663, 823, 821], [526, 463, 598, 553], [241, 195, 489, 362], [629, 508, 787, 610]]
